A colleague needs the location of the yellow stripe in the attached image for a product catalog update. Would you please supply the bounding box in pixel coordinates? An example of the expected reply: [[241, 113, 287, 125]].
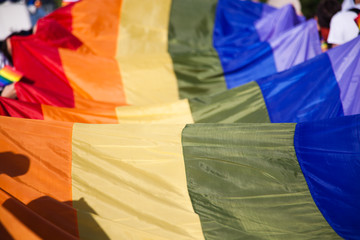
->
[[72, 123, 204, 239], [116, 99, 194, 124], [116, 0, 171, 56], [117, 0, 179, 105], [0, 69, 22, 82]]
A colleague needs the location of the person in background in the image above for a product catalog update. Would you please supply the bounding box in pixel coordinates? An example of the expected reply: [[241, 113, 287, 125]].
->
[[342, 0, 356, 11], [26, 0, 57, 26], [316, 0, 342, 51], [327, 0, 360, 46]]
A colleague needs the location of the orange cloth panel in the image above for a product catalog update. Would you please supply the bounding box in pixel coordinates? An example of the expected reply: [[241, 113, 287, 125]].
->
[[42, 104, 118, 123], [0, 117, 78, 238], [70, 0, 123, 57]]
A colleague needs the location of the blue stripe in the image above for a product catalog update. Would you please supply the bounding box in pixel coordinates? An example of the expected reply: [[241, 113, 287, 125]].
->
[[294, 115, 360, 239], [213, 0, 277, 89], [213, 0, 265, 48], [216, 42, 277, 89], [0, 75, 12, 87], [257, 53, 344, 123]]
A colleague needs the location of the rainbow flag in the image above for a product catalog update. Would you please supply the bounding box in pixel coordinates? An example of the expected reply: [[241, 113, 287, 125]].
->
[[9, 0, 319, 108], [2, 36, 360, 124], [0, 66, 23, 88], [0, 114, 358, 239]]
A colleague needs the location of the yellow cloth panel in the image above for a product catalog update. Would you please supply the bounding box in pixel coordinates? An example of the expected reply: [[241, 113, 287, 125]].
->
[[118, 54, 179, 105], [116, 0, 171, 56], [72, 123, 204, 240], [116, 0, 179, 105], [116, 99, 194, 124]]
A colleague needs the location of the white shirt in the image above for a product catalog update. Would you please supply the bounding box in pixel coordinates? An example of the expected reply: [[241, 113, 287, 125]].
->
[[327, 4, 360, 45], [342, 0, 355, 11]]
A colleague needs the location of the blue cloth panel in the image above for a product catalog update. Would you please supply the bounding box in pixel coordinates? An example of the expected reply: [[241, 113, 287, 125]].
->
[[294, 115, 360, 239], [213, 0, 267, 48], [257, 53, 344, 123], [217, 42, 277, 89]]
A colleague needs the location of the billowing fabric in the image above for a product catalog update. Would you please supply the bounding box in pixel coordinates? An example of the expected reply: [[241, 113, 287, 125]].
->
[[8, 0, 318, 104], [221, 19, 320, 88], [258, 36, 360, 123], [1, 36, 359, 124], [170, 0, 318, 97], [4, 115, 360, 238]]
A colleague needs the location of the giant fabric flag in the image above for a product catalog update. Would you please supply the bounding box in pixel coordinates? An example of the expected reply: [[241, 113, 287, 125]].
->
[[0, 114, 359, 239], [9, 0, 319, 108], [119, 34, 360, 123], [2, 36, 359, 124]]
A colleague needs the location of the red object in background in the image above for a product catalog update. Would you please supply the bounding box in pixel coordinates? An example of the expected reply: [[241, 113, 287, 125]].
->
[[320, 27, 330, 42]]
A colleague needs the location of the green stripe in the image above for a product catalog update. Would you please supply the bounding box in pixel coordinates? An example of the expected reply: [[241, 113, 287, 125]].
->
[[182, 123, 339, 239], [168, 0, 227, 99], [189, 81, 270, 123]]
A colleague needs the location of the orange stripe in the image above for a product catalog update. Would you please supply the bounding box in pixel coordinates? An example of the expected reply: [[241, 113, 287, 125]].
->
[[59, 49, 127, 107], [42, 104, 119, 123], [0, 117, 78, 238], [70, 0, 123, 57], [0, 190, 40, 240]]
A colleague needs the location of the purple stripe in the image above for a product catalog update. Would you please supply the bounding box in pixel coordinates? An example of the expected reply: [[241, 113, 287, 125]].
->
[[255, 4, 305, 42], [327, 36, 360, 116], [260, 2, 277, 18], [269, 19, 321, 72]]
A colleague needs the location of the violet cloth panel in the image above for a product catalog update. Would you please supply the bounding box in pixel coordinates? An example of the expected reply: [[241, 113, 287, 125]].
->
[[326, 36, 360, 116], [255, 4, 305, 42], [269, 19, 321, 72]]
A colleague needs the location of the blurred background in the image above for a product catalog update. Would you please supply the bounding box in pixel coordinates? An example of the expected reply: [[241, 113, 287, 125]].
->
[[0, 0, 348, 41]]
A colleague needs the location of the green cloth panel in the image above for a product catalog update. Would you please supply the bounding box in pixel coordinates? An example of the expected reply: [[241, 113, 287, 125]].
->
[[168, 0, 227, 99], [182, 123, 339, 240], [189, 81, 271, 123]]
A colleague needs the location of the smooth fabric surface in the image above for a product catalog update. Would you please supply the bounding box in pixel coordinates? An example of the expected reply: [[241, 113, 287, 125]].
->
[[182, 123, 339, 239], [295, 115, 360, 239]]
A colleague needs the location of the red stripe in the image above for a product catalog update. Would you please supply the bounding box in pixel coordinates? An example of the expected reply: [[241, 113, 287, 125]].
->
[[11, 36, 75, 107], [0, 97, 44, 119]]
